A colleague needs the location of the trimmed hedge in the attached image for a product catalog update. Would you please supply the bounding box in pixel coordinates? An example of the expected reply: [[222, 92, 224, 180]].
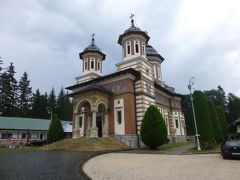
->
[[140, 105, 167, 149]]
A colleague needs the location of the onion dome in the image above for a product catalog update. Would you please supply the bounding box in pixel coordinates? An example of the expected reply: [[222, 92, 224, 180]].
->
[[118, 17, 150, 45], [79, 34, 106, 60], [146, 44, 164, 61]]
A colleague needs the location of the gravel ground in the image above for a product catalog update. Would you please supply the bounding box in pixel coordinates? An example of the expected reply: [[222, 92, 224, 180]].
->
[[83, 153, 240, 180]]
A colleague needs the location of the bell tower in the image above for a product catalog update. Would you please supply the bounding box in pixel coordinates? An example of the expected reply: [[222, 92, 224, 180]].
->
[[76, 34, 106, 84], [146, 44, 165, 83], [117, 14, 150, 62]]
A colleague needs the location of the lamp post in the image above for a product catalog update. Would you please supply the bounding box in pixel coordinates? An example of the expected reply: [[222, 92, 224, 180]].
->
[[47, 107, 52, 120], [188, 77, 201, 151]]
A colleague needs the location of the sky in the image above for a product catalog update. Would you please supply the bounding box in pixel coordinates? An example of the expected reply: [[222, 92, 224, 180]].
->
[[0, 0, 240, 96]]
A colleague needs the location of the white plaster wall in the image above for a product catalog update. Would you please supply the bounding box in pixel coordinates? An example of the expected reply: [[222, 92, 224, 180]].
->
[[114, 98, 125, 135]]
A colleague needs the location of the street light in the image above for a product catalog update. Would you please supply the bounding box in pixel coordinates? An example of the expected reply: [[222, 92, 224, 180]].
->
[[46, 107, 52, 120], [188, 77, 201, 151]]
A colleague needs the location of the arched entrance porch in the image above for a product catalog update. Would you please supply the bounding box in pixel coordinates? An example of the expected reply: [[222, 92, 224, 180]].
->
[[73, 94, 109, 138]]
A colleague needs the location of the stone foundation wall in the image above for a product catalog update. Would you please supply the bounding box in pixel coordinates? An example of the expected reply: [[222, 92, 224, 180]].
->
[[113, 134, 187, 148], [112, 134, 138, 148]]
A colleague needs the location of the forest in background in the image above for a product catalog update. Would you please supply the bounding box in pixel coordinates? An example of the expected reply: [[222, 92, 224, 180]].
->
[[0, 58, 72, 121]]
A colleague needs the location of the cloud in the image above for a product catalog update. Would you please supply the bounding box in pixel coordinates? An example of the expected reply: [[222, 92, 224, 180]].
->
[[0, 0, 240, 97]]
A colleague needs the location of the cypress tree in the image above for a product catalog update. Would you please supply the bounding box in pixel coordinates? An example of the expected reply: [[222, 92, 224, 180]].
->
[[216, 106, 228, 140], [181, 95, 195, 135], [207, 100, 223, 143], [193, 91, 214, 148], [47, 114, 64, 143], [227, 93, 240, 124], [140, 105, 167, 149]]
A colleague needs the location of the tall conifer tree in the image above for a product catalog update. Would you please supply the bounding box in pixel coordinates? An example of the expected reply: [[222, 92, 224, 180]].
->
[[207, 100, 223, 143], [48, 88, 56, 114], [18, 72, 32, 117], [0, 63, 18, 116], [193, 90, 215, 148]]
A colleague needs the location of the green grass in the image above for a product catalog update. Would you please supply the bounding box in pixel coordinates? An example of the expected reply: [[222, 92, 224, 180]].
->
[[39, 137, 129, 152], [0, 146, 39, 152], [158, 141, 193, 151], [189, 144, 221, 154]]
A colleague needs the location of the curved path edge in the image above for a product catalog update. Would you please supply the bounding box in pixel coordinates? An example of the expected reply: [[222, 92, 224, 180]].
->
[[79, 149, 133, 180]]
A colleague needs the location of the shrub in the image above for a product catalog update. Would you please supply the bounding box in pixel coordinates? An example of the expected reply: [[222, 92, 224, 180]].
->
[[47, 114, 64, 144], [140, 105, 167, 149]]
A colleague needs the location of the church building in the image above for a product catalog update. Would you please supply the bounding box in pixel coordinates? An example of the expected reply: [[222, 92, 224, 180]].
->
[[66, 16, 186, 147]]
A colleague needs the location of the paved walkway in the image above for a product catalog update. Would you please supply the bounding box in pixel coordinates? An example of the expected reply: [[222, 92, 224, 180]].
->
[[83, 153, 240, 180]]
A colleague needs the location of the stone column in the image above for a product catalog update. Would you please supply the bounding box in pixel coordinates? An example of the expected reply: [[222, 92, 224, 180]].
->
[[168, 112, 176, 143], [86, 115, 91, 138], [102, 113, 109, 137], [73, 115, 80, 138], [90, 111, 98, 138]]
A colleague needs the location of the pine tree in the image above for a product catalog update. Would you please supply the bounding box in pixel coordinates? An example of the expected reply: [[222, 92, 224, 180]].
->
[[56, 87, 72, 121], [18, 72, 32, 117], [140, 105, 167, 149], [193, 90, 215, 148], [204, 85, 227, 109], [216, 106, 229, 140], [48, 88, 56, 114], [47, 114, 64, 143], [217, 85, 227, 108], [0, 63, 18, 116], [207, 100, 223, 143], [0, 57, 3, 74], [31, 89, 49, 119]]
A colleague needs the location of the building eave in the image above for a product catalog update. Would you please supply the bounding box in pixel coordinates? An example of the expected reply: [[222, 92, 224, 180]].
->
[[154, 82, 182, 98], [66, 68, 140, 90]]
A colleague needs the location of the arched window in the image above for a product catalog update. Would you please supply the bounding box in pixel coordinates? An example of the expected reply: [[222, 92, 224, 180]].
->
[[90, 58, 95, 70], [142, 42, 145, 55], [126, 41, 131, 56], [134, 40, 140, 55], [84, 60, 88, 71], [97, 59, 101, 71]]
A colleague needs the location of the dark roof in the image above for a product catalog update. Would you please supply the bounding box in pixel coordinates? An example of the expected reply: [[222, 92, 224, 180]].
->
[[66, 68, 140, 90], [79, 37, 106, 60], [154, 82, 182, 98], [146, 44, 164, 61], [69, 85, 113, 97], [118, 19, 150, 45]]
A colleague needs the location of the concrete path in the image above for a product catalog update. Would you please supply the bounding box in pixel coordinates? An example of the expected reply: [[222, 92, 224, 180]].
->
[[83, 153, 240, 180]]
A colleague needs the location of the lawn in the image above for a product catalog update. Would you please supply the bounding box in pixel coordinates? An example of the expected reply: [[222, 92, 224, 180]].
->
[[39, 137, 129, 151], [189, 144, 221, 154], [158, 140, 193, 151]]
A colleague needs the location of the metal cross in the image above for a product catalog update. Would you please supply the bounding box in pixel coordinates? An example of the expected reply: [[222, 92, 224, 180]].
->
[[91, 33, 95, 39], [130, 14, 135, 20]]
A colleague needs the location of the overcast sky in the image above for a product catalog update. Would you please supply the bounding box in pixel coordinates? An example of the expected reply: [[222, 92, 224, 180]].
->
[[1, 0, 240, 96]]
